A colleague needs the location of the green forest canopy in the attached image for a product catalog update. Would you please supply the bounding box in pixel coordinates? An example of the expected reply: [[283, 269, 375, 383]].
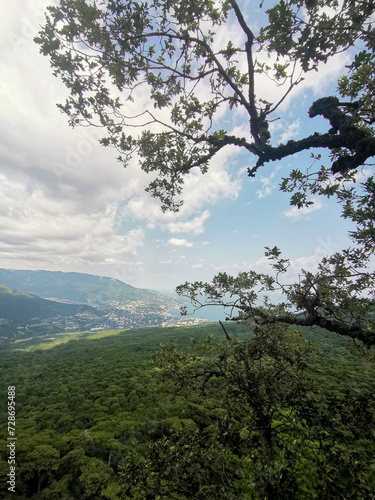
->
[[1, 323, 375, 498]]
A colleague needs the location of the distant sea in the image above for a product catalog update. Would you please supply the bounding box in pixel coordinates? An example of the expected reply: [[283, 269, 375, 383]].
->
[[168, 304, 232, 322], [157, 289, 234, 322]]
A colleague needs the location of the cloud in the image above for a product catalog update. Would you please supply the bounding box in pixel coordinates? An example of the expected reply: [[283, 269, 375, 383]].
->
[[252, 234, 346, 291], [299, 53, 352, 98], [256, 166, 282, 199], [251, 47, 351, 115], [191, 263, 204, 269], [256, 178, 274, 199], [279, 119, 301, 144], [168, 238, 194, 248], [181, 160, 245, 211], [283, 198, 323, 219], [163, 210, 211, 235], [0, 174, 145, 272], [122, 147, 247, 234], [1, 0, 232, 273], [0, 1, 179, 284]]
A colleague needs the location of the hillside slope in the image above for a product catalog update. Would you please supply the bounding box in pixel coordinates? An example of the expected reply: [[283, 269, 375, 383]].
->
[[0, 285, 97, 322], [0, 273, 183, 345], [0, 285, 102, 341], [0, 268, 171, 306]]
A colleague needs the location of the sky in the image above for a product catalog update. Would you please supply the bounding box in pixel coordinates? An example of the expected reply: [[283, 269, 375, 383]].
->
[[0, 0, 368, 301]]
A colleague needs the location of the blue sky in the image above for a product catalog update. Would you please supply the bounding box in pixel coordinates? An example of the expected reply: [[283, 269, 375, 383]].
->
[[0, 0, 367, 297]]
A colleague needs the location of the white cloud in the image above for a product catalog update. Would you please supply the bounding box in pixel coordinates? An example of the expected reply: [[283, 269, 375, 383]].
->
[[181, 158, 247, 211], [256, 178, 274, 199], [0, 176, 145, 271], [191, 263, 204, 269], [279, 119, 301, 144], [168, 238, 194, 248], [251, 235, 347, 290], [251, 47, 351, 115], [256, 166, 282, 199], [165, 210, 211, 235], [283, 198, 323, 219], [121, 147, 247, 234], [253, 255, 273, 273]]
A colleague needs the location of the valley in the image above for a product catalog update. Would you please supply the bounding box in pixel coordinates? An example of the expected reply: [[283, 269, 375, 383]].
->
[[0, 269, 186, 347]]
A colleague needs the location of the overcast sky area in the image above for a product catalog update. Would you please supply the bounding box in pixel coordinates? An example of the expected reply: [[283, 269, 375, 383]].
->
[[0, 0, 368, 297]]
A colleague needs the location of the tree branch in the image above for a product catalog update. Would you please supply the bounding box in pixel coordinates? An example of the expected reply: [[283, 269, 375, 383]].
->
[[233, 303, 375, 346], [248, 130, 375, 177], [219, 320, 232, 341], [228, 0, 260, 144]]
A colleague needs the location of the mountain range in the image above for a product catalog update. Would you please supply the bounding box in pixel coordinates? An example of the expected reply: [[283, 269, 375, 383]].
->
[[0, 268, 182, 346], [0, 284, 97, 320], [0, 268, 167, 306]]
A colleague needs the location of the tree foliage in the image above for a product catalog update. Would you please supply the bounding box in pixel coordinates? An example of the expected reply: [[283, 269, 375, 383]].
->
[[35, 0, 375, 344], [35, 0, 374, 211], [149, 325, 375, 498], [177, 238, 375, 346]]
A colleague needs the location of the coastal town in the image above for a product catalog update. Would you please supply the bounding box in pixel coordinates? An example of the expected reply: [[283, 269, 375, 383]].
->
[[0, 294, 208, 348]]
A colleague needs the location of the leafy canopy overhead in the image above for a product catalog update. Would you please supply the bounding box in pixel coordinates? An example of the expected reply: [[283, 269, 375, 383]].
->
[[35, 0, 375, 211], [36, 0, 375, 346]]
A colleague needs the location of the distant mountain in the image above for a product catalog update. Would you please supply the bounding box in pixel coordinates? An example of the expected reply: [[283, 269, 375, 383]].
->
[[0, 285, 97, 322], [0, 268, 171, 307], [0, 269, 184, 345], [0, 284, 104, 342]]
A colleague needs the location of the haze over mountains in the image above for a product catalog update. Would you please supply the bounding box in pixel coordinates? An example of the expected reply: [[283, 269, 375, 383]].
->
[[0, 268, 168, 306], [0, 284, 96, 319], [0, 268, 183, 346]]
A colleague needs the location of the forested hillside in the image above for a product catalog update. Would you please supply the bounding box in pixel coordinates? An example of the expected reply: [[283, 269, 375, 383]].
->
[[1, 323, 374, 498], [0, 285, 96, 321], [0, 285, 101, 341]]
